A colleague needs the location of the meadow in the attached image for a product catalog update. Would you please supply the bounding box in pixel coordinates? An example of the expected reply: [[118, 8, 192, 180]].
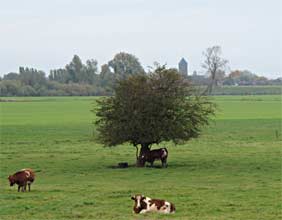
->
[[0, 95, 281, 220], [211, 85, 282, 95]]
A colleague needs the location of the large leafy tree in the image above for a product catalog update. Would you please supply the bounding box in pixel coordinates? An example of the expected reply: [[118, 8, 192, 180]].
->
[[19, 67, 47, 86], [83, 59, 98, 84], [108, 52, 145, 80], [49, 55, 98, 85], [95, 66, 215, 166], [99, 64, 115, 90], [65, 55, 84, 83]]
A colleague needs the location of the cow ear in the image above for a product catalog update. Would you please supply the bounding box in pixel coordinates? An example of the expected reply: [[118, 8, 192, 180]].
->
[[131, 196, 135, 200]]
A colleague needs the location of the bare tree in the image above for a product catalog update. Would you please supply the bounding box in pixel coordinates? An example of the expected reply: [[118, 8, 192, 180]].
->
[[202, 46, 228, 95]]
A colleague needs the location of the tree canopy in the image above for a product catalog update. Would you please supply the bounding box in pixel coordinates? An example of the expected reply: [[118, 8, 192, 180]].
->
[[108, 52, 145, 80]]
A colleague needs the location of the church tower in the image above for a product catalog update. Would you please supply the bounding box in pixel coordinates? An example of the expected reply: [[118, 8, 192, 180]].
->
[[178, 58, 188, 76]]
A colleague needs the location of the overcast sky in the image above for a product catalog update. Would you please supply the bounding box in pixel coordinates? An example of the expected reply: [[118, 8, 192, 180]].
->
[[1, 0, 281, 78]]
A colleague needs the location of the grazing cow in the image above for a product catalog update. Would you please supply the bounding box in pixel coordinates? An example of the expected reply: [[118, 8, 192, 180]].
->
[[140, 148, 168, 167], [131, 194, 175, 214], [8, 168, 35, 192]]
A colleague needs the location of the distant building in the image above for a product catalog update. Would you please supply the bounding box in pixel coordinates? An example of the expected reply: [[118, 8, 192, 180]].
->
[[178, 58, 188, 76]]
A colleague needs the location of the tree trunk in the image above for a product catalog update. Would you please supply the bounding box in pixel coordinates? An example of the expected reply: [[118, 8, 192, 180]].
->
[[203, 79, 214, 96], [136, 143, 150, 167], [208, 82, 213, 95], [135, 146, 139, 161]]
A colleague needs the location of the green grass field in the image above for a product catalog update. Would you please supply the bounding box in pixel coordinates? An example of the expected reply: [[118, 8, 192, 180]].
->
[[211, 85, 282, 95], [0, 95, 281, 220]]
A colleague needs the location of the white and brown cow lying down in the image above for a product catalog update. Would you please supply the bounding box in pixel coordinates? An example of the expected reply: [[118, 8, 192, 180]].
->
[[131, 194, 175, 214], [8, 168, 35, 192], [140, 148, 168, 167]]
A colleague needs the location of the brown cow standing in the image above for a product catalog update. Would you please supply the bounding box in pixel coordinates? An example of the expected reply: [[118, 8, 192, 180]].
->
[[8, 168, 35, 192]]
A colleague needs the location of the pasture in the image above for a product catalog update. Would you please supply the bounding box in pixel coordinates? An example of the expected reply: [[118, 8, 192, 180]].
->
[[0, 95, 281, 220], [211, 85, 282, 95]]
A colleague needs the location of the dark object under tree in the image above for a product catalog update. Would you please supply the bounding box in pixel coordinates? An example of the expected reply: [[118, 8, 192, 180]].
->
[[94, 66, 215, 166]]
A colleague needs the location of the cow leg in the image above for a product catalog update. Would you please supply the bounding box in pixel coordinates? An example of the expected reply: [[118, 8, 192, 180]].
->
[[18, 185, 21, 192], [23, 183, 27, 192], [150, 161, 154, 167], [162, 159, 167, 168], [139, 209, 148, 214], [28, 183, 31, 192]]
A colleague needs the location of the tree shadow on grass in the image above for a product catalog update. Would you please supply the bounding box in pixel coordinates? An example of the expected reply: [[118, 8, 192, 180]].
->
[[107, 163, 168, 169]]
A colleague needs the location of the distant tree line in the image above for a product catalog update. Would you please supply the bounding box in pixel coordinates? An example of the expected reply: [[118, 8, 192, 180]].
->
[[0, 51, 281, 96], [0, 52, 144, 96], [196, 46, 281, 95], [190, 70, 282, 87]]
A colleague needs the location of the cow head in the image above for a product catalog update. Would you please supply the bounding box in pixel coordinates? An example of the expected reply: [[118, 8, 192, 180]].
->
[[8, 175, 15, 186], [140, 154, 146, 162], [137, 154, 146, 167], [131, 194, 146, 213], [139, 154, 147, 165]]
